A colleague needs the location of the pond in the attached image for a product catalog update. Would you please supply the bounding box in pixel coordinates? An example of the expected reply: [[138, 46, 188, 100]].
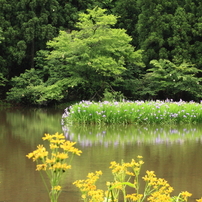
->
[[0, 106, 202, 202]]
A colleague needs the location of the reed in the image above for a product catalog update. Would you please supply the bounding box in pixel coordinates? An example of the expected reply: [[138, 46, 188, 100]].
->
[[63, 99, 202, 125]]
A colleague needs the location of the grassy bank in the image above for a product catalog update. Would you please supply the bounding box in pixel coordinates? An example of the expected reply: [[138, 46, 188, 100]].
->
[[63, 99, 202, 125]]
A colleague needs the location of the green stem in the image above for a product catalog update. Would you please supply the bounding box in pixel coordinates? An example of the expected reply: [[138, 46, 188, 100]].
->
[[39, 170, 49, 194]]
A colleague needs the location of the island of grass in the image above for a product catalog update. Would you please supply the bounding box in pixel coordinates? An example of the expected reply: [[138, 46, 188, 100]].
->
[[62, 99, 202, 125]]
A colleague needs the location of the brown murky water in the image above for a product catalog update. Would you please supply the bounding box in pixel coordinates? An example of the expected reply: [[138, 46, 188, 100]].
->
[[0, 106, 202, 202]]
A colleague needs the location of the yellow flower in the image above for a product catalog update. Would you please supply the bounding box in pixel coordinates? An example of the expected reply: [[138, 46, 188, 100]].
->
[[36, 164, 47, 171], [110, 161, 117, 168], [60, 141, 82, 155], [106, 181, 111, 186], [50, 143, 59, 149], [142, 170, 156, 182], [88, 189, 104, 201], [26, 144, 48, 161], [196, 198, 202, 202], [180, 191, 192, 201], [52, 132, 65, 139], [52, 185, 62, 191], [126, 193, 143, 201], [148, 191, 171, 202], [52, 152, 68, 160], [126, 171, 135, 176], [42, 133, 53, 141], [73, 171, 102, 193], [50, 139, 65, 144], [49, 162, 71, 171], [26, 152, 34, 159], [81, 194, 86, 199], [138, 160, 144, 165], [46, 157, 56, 164]]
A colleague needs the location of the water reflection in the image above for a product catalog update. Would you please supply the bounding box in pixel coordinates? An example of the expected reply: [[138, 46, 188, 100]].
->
[[63, 124, 202, 146], [1, 107, 202, 202]]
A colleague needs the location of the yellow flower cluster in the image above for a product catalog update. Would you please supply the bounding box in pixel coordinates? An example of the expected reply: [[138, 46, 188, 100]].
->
[[26, 132, 82, 202], [74, 156, 196, 202], [52, 185, 62, 191], [142, 170, 174, 202], [26, 132, 82, 172], [26, 144, 48, 161], [142, 170, 193, 202], [109, 156, 144, 181], [73, 171, 104, 202], [180, 191, 192, 201], [126, 193, 143, 201]]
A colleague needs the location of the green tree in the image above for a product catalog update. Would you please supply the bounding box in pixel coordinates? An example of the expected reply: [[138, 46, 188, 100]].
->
[[7, 7, 144, 105], [140, 59, 202, 100], [183, 0, 202, 69], [0, 28, 4, 43], [136, 0, 178, 65], [112, 0, 140, 47], [0, 0, 100, 80], [167, 7, 193, 64]]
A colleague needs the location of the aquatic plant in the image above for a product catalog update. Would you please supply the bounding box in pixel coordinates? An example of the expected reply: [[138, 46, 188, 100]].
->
[[26, 132, 82, 202], [62, 99, 202, 125]]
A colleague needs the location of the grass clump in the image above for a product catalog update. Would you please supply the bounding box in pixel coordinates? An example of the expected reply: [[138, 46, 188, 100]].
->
[[62, 99, 202, 125]]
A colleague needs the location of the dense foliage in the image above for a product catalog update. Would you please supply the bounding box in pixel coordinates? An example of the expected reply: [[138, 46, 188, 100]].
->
[[1, 0, 202, 105]]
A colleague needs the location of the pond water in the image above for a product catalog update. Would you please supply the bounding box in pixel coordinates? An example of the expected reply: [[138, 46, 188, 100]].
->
[[0, 106, 202, 202]]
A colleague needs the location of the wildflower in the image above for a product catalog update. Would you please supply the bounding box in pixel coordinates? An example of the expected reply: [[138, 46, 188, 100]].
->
[[60, 141, 82, 155], [137, 155, 143, 158], [49, 162, 71, 171], [26, 145, 48, 161], [180, 191, 192, 201], [88, 189, 104, 201], [126, 171, 135, 176], [52, 152, 68, 160], [36, 164, 47, 171], [27, 132, 82, 202], [50, 143, 59, 149], [46, 157, 56, 164], [126, 193, 143, 201], [148, 191, 171, 202], [42, 133, 53, 141], [52, 185, 62, 191], [50, 139, 65, 144]]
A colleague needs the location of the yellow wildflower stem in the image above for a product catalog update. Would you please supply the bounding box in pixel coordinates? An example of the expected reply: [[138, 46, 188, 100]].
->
[[38, 169, 50, 193]]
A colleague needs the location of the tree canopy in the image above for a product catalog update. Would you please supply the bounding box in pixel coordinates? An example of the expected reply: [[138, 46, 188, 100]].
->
[[7, 7, 144, 105], [2, 0, 202, 105]]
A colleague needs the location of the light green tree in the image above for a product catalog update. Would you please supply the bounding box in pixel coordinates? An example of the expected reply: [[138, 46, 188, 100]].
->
[[7, 7, 144, 105], [46, 7, 144, 101]]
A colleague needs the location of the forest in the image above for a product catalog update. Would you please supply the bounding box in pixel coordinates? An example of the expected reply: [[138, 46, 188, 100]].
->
[[1, 0, 202, 106]]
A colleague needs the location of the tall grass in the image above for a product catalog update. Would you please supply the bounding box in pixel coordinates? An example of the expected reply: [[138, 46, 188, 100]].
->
[[62, 99, 202, 125]]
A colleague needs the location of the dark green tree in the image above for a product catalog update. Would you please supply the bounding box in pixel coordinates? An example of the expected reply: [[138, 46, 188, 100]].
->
[[168, 7, 193, 64], [112, 0, 140, 48], [0, 0, 100, 79], [136, 0, 178, 65]]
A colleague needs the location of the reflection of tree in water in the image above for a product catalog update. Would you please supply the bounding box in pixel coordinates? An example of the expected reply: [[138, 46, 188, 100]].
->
[[1, 107, 63, 144]]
